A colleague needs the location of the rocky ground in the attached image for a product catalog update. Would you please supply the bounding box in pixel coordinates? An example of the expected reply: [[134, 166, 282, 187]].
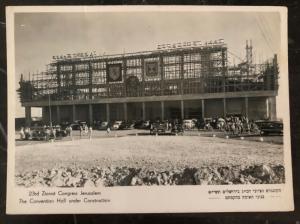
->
[[15, 164, 285, 187], [15, 135, 285, 187]]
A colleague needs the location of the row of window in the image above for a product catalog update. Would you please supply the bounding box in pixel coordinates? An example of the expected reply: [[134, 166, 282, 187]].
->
[[56, 52, 225, 71]]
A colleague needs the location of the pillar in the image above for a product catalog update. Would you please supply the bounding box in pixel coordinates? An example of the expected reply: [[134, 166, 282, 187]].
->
[[181, 100, 184, 120], [142, 102, 146, 120], [106, 104, 110, 122], [245, 97, 249, 118], [161, 101, 165, 121], [72, 104, 76, 122], [268, 97, 277, 120], [49, 105, 53, 127], [266, 98, 269, 120], [42, 107, 47, 123], [124, 103, 128, 121], [223, 98, 227, 117], [56, 105, 61, 124], [25, 106, 31, 127], [89, 104, 93, 126], [201, 99, 205, 119]]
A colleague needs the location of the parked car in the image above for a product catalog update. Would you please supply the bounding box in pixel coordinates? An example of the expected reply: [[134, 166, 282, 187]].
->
[[93, 120, 102, 129], [150, 121, 183, 135], [70, 123, 81, 130], [112, 121, 123, 130], [31, 127, 46, 140], [54, 125, 68, 138], [150, 121, 168, 135], [133, 120, 144, 129], [255, 120, 283, 135], [60, 121, 71, 130], [141, 120, 151, 129], [171, 121, 184, 134], [118, 121, 134, 130], [183, 119, 196, 130], [98, 121, 109, 130]]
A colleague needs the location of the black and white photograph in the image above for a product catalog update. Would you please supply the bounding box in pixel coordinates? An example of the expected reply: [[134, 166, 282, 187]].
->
[[6, 6, 293, 213]]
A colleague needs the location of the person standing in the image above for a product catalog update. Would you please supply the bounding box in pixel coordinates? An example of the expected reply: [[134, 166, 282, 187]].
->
[[106, 123, 111, 134], [19, 127, 25, 140], [84, 125, 88, 135], [66, 125, 73, 140], [52, 128, 56, 140], [79, 125, 83, 139], [69, 125, 73, 140], [88, 126, 93, 140]]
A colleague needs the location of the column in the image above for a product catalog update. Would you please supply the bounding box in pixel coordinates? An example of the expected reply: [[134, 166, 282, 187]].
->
[[268, 97, 277, 120], [201, 99, 205, 119], [161, 101, 165, 121], [245, 97, 249, 118], [124, 103, 128, 121], [89, 104, 93, 126], [266, 98, 269, 119], [223, 98, 227, 117], [106, 104, 110, 122], [56, 105, 61, 124], [142, 102, 146, 120], [181, 100, 184, 120], [25, 106, 31, 127], [42, 107, 47, 123], [72, 104, 76, 122]]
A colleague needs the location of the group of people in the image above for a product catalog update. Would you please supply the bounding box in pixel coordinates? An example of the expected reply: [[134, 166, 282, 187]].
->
[[19, 127, 32, 140], [204, 116, 260, 135], [60, 124, 94, 140], [19, 126, 58, 141], [78, 124, 93, 140], [19, 124, 94, 141]]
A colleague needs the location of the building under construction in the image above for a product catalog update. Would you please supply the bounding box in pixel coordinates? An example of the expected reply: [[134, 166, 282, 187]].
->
[[18, 40, 279, 126]]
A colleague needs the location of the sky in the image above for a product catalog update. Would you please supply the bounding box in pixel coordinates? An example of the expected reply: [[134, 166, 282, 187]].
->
[[14, 10, 282, 118]]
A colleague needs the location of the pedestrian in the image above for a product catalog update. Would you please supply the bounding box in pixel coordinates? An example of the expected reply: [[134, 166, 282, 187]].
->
[[19, 127, 25, 140], [52, 128, 56, 140], [84, 125, 88, 135], [69, 125, 73, 140], [88, 126, 93, 140], [24, 127, 30, 140], [45, 128, 50, 141], [106, 125, 111, 134], [79, 125, 83, 138]]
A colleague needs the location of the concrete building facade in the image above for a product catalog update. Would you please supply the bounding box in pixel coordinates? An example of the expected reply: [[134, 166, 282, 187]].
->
[[18, 40, 278, 126]]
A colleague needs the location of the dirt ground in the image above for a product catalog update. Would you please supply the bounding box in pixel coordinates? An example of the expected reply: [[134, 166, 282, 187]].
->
[[15, 133, 284, 173]]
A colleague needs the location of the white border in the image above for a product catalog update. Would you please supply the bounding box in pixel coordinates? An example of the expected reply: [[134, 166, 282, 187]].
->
[[6, 6, 294, 214]]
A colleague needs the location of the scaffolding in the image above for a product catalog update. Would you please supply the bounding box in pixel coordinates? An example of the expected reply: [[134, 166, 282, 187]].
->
[[18, 41, 279, 103]]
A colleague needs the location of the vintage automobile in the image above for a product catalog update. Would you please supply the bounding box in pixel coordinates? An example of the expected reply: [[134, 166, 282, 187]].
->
[[118, 121, 134, 130], [255, 120, 283, 135], [30, 127, 46, 140], [31, 125, 68, 140], [150, 121, 183, 135], [55, 125, 68, 138], [97, 121, 109, 130], [93, 120, 102, 129], [134, 120, 151, 129], [112, 121, 123, 130], [183, 119, 197, 130]]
